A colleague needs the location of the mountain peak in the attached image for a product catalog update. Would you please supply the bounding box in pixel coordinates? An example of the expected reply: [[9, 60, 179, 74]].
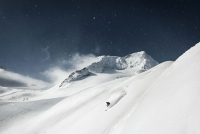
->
[[124, 51, 158, 69], [59, 51, 158, 87], [124, 51, 147, 58]]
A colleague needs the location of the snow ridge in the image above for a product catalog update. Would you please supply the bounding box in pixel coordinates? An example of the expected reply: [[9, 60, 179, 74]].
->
[[88, 51, 158, 73], [59, 68, 90, 87]]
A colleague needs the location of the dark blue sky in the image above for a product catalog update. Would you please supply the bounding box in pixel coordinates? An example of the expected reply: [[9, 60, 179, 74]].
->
[[0, 0, 199, 80]]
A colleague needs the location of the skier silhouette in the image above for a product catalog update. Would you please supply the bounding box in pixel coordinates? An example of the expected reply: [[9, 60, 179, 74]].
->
[[106, 102, 110, 107]]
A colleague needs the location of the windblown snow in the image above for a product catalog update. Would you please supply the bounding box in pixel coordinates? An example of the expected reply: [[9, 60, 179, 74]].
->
[[0, 45, 200, 134], [60, 51, 158, 87]]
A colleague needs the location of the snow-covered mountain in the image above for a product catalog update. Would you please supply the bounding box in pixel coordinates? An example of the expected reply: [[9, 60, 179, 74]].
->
[[60, 51, 158, 87], [1, 44, 200, 134], [59, 67, 90, 87], [88, 51, 158, 72]]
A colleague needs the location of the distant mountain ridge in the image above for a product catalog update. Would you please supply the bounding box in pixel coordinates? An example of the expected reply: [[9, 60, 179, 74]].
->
[[60, 51, 158, 87]]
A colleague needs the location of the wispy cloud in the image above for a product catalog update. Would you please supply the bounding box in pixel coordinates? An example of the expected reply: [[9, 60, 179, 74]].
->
[[0, 53, 98, 89], [66, 53, 98, 70], [43, 67, 70, 85], [0, 69, 49, 89], [42, 53, 98, 84]]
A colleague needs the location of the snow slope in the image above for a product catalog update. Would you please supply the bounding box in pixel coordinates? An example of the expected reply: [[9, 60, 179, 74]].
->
[[0, 51, 158, 133], [1, 61, 172, 134], [1, 43, 200, 134], [117, 43, 200, 134], [0, 98, 64, 131]]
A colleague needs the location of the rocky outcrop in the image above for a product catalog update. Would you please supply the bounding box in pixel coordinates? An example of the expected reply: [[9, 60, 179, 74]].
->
[[59, 68, 90, 87]]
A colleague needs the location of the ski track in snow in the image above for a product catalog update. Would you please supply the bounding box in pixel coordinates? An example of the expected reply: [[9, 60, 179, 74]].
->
[[102, 62, 172, 134], [1, 44, 200, 134]]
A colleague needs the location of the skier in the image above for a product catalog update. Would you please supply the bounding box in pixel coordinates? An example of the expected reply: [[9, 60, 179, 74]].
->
[[106, 102, 110, 107]]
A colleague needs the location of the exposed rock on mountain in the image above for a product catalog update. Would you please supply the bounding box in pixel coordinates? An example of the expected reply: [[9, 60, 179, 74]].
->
[[60, 51, 158, 87], [60, 68, 90, 87]]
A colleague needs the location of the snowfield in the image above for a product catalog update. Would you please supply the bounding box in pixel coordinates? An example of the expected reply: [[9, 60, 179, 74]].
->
[[0, 43, 200, 134]]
